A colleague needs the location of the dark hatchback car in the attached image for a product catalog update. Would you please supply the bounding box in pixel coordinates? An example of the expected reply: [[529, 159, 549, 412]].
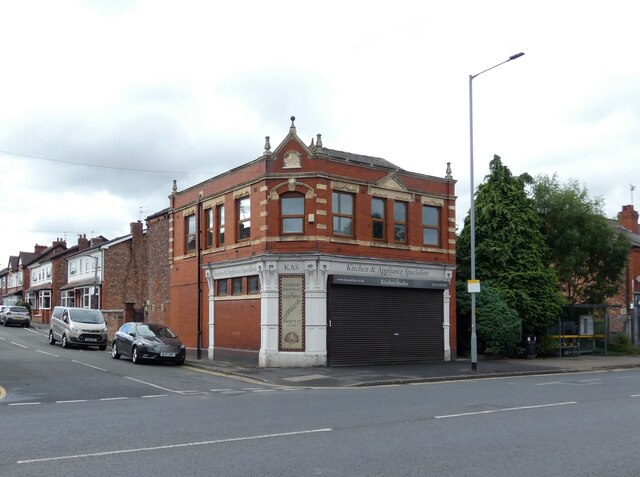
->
[[111, 322, 186, 365]]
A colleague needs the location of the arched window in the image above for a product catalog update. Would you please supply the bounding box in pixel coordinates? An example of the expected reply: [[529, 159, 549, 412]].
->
[[281, 194, 305, 234]]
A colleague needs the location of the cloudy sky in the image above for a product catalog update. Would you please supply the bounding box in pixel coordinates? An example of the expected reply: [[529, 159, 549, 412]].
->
[[1, 0, 638, 264]]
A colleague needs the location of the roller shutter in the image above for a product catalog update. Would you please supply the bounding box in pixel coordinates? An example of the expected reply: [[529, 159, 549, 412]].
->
[[327, 283, 444, 366]]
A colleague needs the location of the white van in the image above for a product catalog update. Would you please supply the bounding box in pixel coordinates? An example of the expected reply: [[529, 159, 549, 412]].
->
[[48, 306, 108, 350]]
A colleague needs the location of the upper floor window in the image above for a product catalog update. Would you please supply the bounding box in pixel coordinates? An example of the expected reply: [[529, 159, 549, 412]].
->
[[69, 262, 77, 276], [422, 205, 440, 246], [185, 214, 196, 252], [237, 197, 251, 241], [281, 194, 304, 234], [217, 204, 225, 245], [394, 201, 408, 243], [332, 191, 354, 237], [205, 208, 214, 248], [371, 197, 385, 240]]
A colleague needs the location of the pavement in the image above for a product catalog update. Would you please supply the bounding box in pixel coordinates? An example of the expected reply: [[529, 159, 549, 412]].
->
[[184, 352, 640, 388]]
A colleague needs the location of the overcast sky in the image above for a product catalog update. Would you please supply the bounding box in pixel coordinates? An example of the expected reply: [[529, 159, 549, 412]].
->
[[1, 0, 638, 265]]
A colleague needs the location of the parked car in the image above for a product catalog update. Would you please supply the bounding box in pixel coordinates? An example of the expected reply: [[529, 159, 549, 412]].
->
[[112, 322, 186, 365], [48, 306, 108, 350], [0, 305, 31, 327]]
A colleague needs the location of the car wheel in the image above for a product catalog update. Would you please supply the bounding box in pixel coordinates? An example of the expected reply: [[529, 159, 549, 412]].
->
[[3, 320, 7, 327], [24, 322, 30, 328], [175, 357, 185, 366], [48, 331, 56, 345], [132, 346, 141, 364], [61, 334, 69, 349], [111, 342, 120, 359], [99, 345, 106, 351]]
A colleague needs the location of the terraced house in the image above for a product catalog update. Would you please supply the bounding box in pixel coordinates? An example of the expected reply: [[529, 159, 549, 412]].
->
[[166, 118, 457, 367]]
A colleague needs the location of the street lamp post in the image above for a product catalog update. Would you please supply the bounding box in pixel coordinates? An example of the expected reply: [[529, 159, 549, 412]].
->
[[468, 52, 524, 372]]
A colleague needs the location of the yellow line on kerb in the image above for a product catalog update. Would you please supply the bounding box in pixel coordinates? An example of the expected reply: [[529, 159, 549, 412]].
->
[[0, 386, 6, 400]]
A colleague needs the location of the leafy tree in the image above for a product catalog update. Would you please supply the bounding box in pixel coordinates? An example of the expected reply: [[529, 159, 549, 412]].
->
[[456, 281, 521, 356], [531, 175, 630, 303], [457, 155, 564, 334]]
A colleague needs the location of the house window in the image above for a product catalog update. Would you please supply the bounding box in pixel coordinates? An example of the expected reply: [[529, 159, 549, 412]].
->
[[217, 279, 228, 296], [232, 277, 243, 295], [371, 197, 385, 240], [237, 197, 251, 241], [205, 208, 214, 248], [39, 290, 51, 310], [217, 204, 225, 245], [62, 290, 75, 307], [248, 275, 260, 294], [281, 194, 304, 234], [69, 262, 77, 276], [394, 201, 408, 243], [25, 292, 36, 307], [422, 205, 440, 246], [82, 287, 99, 309], [332, 191, 354, 237], [185, 214, 196, 252]]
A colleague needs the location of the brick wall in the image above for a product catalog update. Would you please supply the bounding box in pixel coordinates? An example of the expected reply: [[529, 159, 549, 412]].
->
[[146, 211, 170, 325], [102, 222, 147, 320]]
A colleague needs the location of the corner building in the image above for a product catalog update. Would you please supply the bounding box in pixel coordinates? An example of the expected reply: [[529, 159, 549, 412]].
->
[[168, 118, 457, 367]]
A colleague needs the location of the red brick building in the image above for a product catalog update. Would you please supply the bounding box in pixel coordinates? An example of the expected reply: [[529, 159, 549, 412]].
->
[[166, 118, 457, 367], [145, 209, 171, 326], [610, 205, 640, 340]]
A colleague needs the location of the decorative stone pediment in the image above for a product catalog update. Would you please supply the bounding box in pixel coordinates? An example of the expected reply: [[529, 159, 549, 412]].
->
[[376, 174, 408, 192], [368, 173, 412, 201]]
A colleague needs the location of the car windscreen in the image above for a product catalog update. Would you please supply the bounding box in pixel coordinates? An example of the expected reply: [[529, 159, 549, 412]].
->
[[137, 324, 177, 338], [70, 309, 105, 324], [10, 307, 28, 313]]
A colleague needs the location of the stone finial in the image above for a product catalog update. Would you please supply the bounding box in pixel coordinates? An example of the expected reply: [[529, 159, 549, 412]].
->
[[290, 116, 296, 133], [309, 137, 315, 148], [316, 133, 323, 148], [172, 179, 177, 194], [263, 136, 271, 156], [445, 162, 453, 180]]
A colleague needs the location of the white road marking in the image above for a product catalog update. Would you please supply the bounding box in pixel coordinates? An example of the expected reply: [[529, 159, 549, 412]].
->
[[99, 397, 128, 401], [23, 327, 40, 334], [56, 400, 88, 404], [630, 394, 640, 397], [124, 376, 178, 393], [434, 401, 577, 419], [17, 428, 333, 464], [36, 349, 60, 358], [72, 360, 107, 372], [9, 402, 41, 406], [0, 336, 5, 340], [535, 382, 561, 386], [142, 394, 168, 398], [210, 388, 234, 392], [11, 342, 28, 349]]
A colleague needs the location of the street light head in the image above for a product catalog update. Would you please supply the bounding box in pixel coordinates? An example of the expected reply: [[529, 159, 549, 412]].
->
[[509, 52, 525, 60]]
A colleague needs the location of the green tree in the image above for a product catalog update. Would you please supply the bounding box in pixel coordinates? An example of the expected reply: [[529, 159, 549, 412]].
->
[[456, 281, 521, 356], [532, 174, 630, 303], [457, 155, 563, 334]]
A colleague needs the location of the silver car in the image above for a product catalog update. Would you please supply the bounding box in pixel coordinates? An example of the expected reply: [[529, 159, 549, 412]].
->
[[0, 306, 31, 327]]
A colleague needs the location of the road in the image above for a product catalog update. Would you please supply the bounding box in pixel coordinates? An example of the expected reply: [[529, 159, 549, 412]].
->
[[2, 324, 640, 476]]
